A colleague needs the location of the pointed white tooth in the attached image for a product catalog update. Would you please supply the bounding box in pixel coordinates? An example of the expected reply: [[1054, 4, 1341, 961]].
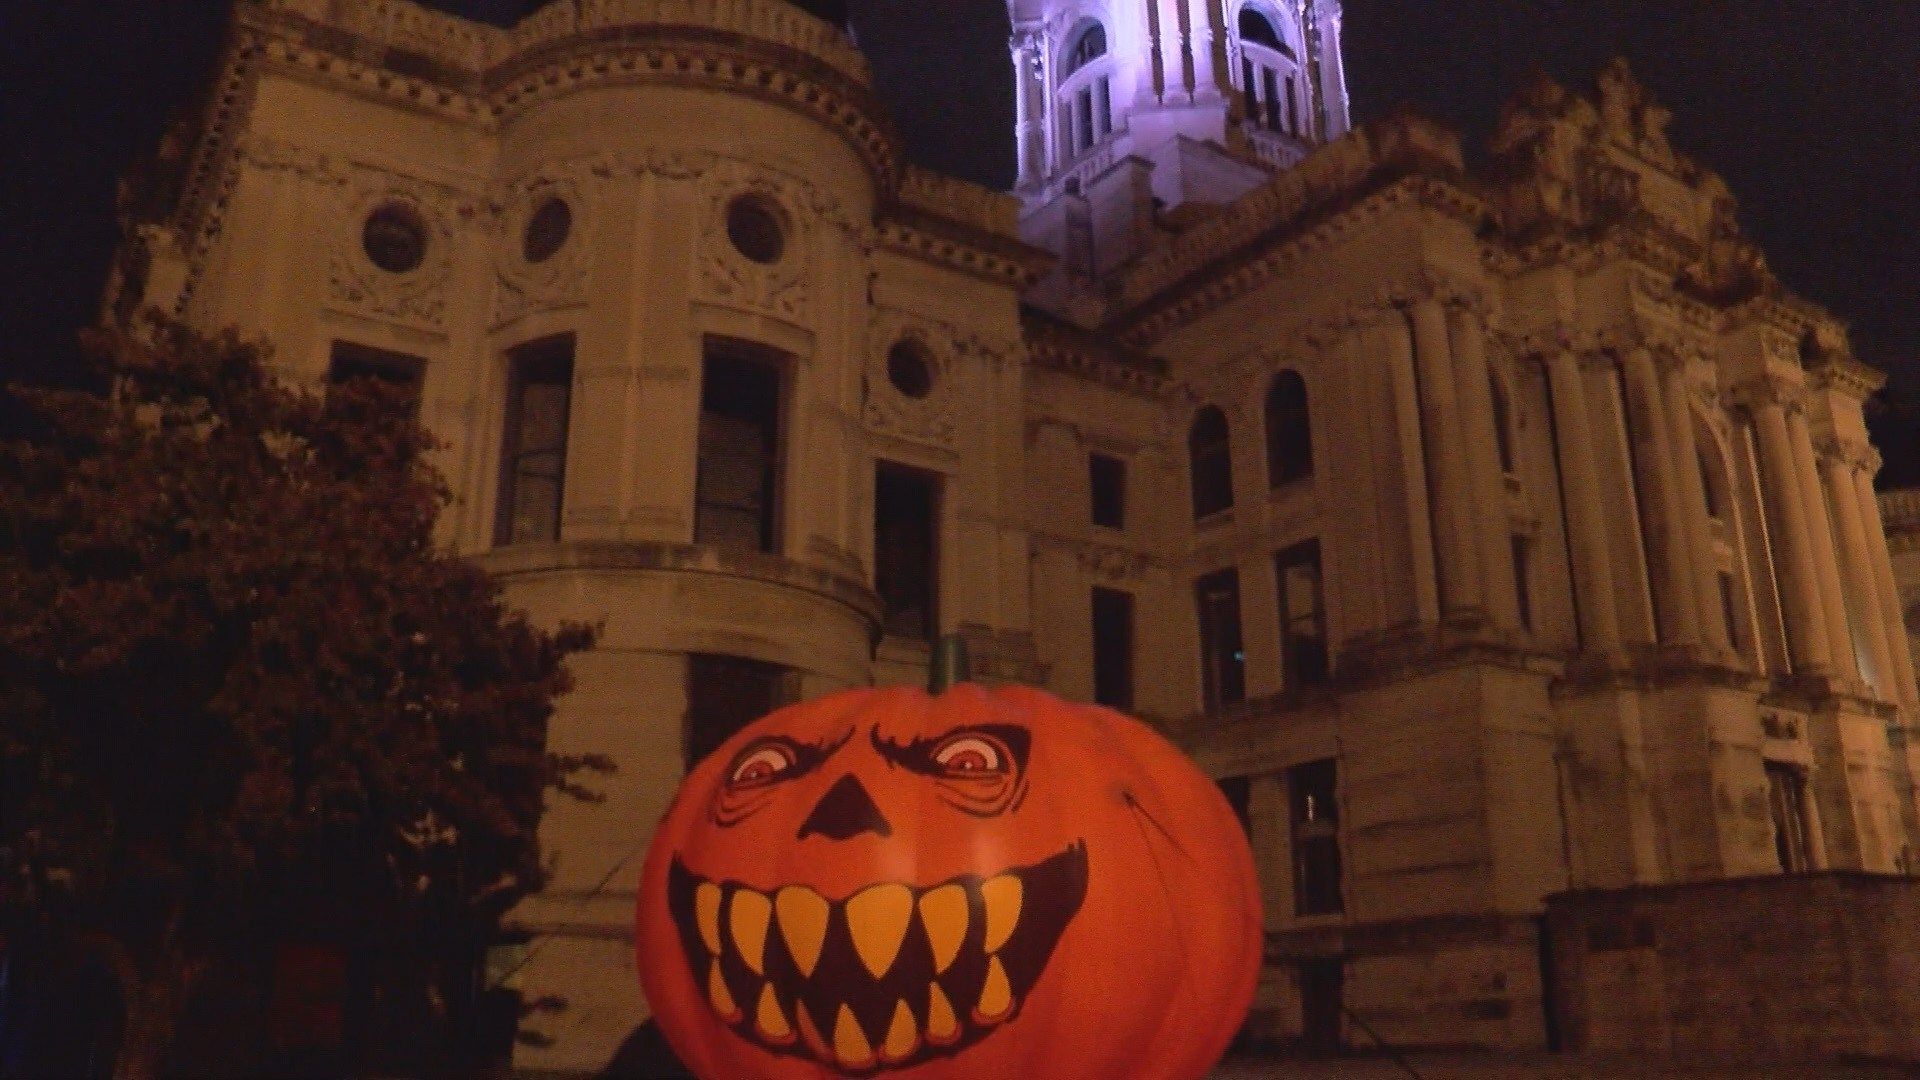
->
[[833, 1003, 875, 1069], [775, 886, 830, 978], [730, 889, 772, 975], [976, 955, 1012, 1021], [925, 982, 960, 1045], [846, 882, 914, 980], [695, 882, 723, 954], [882, 999, 918, 1063], [918, 884, 969, 975], [755, 982, 792, 1042], [980, 874, 1023, 954], [707, 960, 740, 1022]]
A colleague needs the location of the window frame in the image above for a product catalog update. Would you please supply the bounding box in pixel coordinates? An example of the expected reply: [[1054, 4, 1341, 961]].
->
[[1275, 539, 1330, 690], [695, 338, 790, 555], [1091, 585, 1136, 711], [1265, 369, 1314, 488], [1089, 452, 1127, 530], [874, 460, 943, 643], [1190, 405, 1236, 520], [1196, 568, 1247, 713], [493, 334, 576, 548], [1289, 758, 1344, 917]]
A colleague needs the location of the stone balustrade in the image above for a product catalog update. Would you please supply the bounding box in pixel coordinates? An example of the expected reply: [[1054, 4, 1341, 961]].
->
[[245, 0, 869, 85]]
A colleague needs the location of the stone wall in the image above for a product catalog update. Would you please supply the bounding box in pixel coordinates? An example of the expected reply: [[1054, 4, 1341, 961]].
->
[[1544, 874, 1920, 1064]]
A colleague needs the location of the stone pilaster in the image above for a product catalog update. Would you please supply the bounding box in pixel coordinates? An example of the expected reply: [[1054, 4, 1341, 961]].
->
[[1545, 348, 1623, 655], [1385, 311, 1440, 626], [1822, 441, 1898, 703], [1623, 347, 1704, 652], [1450, 302, 1522, 631], [1786, 407, 1860, 685], [1409, 298, 1483, 619], [1744, 386, 1834, 675]]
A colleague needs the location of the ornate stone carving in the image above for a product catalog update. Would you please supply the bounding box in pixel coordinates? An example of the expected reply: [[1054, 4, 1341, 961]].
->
[[692, 162, 821, 324], [491, 166, 597, 326], [327, 173, 464, 332], [862, 310, 959, 449]]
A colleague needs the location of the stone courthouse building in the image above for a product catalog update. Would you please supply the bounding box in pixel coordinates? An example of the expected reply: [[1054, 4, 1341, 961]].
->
[[107, 0, 1920, 1071]]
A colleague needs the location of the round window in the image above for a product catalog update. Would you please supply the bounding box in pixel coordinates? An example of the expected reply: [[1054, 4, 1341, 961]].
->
[[362, 203, 428, 274], [887, 339, 935, 399], [725, 195, 786, 265], [522, 197, 573, 264]]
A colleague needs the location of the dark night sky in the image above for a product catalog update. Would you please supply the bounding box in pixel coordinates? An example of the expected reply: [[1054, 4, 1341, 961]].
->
[[5, 1, 1916, 478]]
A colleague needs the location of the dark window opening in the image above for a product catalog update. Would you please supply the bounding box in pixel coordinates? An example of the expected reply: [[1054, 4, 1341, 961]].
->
[[1094, 78, 1112, 139], [685, 654, 795, 771], [1065, 22, 1108, 75], [1092, 586, 1135, 710], [1217, 776, 1253, 836], [1239, 8, 1293, 57], [1090, 453, 1126, 530], [1720, 572, 1744, 654], [1765, 761, 1815, 873], [1513, 535, 1535, 633], [1277, 539, 1330, 688], [1266, 370, 1313, 487], [876, 462, 940, 641], [1190, 406, 1235, 520], [1290, 759, 1343, 916], [328, 341, 425, 415], [1197, 568, 1246, 712], [1262, 67, 1283, 132], [1076, 87, 1095, 153], [1491, 373, 1516, 473], [1698, 443, 1724, 519], [494, 336, 574, 547], [696, 343, 784, 553]]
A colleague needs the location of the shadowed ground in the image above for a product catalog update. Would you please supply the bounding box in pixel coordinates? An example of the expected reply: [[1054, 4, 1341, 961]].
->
[[1210, 1054, 1914, 1078]]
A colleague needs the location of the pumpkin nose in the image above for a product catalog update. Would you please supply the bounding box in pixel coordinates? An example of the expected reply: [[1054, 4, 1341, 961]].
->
[[800, 774, 892, 841]]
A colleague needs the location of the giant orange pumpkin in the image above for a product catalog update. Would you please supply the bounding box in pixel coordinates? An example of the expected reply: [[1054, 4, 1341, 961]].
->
[[636, 657, 1261, 1080]]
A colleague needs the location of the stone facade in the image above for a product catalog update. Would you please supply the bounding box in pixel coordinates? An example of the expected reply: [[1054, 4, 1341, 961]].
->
[[106, 0, 1920, 1072]]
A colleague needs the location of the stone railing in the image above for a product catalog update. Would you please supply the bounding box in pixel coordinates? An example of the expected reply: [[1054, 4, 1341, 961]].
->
[[1116, 111, 1464, 310], [1881, 488, 1920, 537], [896, 165, 1023, 241], [1241, 123, 1309, 171], [245, 0, 868, 85]]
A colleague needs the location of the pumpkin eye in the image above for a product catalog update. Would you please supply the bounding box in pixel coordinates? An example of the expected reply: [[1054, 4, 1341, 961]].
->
[[932, 734, 1008, 776], [728, 743, 797, 788]]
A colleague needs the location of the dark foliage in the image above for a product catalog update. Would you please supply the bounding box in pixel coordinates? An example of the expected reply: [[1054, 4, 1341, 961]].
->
[[0, 320, 601, 1076]]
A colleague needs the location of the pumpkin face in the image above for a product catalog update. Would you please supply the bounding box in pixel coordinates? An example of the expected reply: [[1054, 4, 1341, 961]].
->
[[637, 683, 1261, 1080]]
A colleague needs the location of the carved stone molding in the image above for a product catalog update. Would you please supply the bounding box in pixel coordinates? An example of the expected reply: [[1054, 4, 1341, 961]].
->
[[327, 175, 466, 332], [862, 309, 960, 449], [490, 165, 598, 326]]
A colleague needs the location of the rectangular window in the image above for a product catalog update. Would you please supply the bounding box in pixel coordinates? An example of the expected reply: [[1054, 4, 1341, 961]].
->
[[1217, 776, 1253, 836], [1094, 77, 1112, 139], [1091, 586, 1135, 710], [1276, 540, 1330, 689], [1076, 88, 1095, 152], [1284, 75, 1299, 135], [494, 335, 575, 547], [1765, 761, 1815, 873], [1090, 453, 1126, 530], [1263, 68, 1283, 132], [1720, 572, 1744, 654], [685, 654, 795, 771], [329, 341, 425, 415], [1196, 569, 1246, 712], [876, 462, 940, 641], [696, 342, 784, 553], [1513, 535, 1535, 633], [1290, 759, 1343, 916], [1242, 58, 1258, 114]]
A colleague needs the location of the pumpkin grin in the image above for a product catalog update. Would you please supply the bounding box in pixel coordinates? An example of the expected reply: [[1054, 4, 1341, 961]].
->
[[667, 843, 1089, 1072]]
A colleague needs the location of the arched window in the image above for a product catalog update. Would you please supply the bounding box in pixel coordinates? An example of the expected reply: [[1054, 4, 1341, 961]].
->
[[1265, 371, 1313, 487], [1064, 23, 1108, 76], [1238, 9, 1293, 57], [1190, 406, 1235, 519], [1058, 22, 1114, 159], [1237, 6, 1303, 137]]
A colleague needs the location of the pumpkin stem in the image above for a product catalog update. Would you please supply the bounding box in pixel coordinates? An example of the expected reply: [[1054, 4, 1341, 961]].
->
[[928, 633, 971, 694]]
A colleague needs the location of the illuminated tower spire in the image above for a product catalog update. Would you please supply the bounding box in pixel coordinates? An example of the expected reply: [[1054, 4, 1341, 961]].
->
[[1009, 0, 1350, 281]]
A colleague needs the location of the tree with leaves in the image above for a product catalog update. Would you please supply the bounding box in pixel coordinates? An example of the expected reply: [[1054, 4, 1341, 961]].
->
[[0, 321, 602, 1079]]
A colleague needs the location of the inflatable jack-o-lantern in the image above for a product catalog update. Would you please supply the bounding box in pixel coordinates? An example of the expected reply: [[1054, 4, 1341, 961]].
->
[[636, 639, 1261, 1079]]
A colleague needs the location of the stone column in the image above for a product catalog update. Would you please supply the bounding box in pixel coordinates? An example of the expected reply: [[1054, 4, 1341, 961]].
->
[[1747, 390, 1834, 674], [1409, 299, 1484, 617], [1787, 408, 1860, 683], [1546, 349, 1623, 654], [1385, 314, 1441, 625], [1448, 303, 1521, 630], [1661, 360, 1732, 654], [1855, 465, 1920, 716], [1011, 34, 1036, 188], [1823, 442, 1898, 702], [1624, 348, 1704, 652]]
